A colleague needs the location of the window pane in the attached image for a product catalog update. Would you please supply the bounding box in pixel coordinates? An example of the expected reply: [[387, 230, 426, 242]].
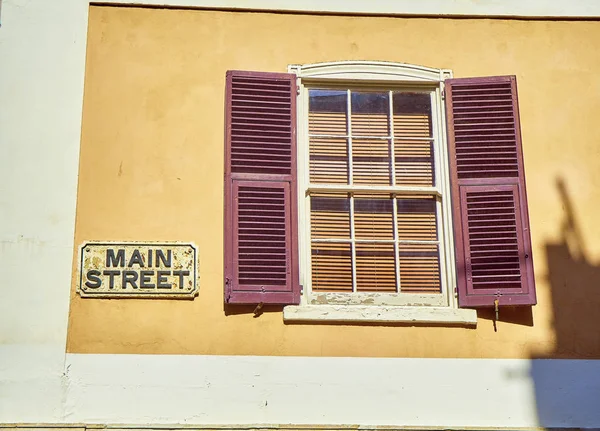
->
[[356, 243, 396, 292], [311, 194, 351, 239], [399, 244, 441, 293], [393, 93, 434, 186], [395, 139, 435, 186], [354, 195, 394, 240], [351, 92, 389, 136], [309, 137, 349, 184], [311, 242, 353, 292], [309, 90, 347, 135], [392, 92, 432, 138], [396, 196, 438, 241], [352, 138, 392, 185]]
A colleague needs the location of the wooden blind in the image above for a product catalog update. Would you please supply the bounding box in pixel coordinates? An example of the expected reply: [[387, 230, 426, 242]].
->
[[394, 92, 434, 187], [309, 137, 348, 184], [397, 196, 441, 293], [310, 194, 353, 292], [446, 75, 536, 307], [224, 70, 300, 305]]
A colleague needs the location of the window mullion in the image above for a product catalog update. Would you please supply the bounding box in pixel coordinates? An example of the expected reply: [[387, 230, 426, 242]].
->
[[388, 90, 396, 186], [430, 90, 441, 189], [434, 85, 452, 306], [347, 89, 358, 293], [392, 197, 401, 293], [350, 195, 357, 293], [347, 89, 354, 186], [310, 135, 434, 141], [388, 91, 401, 293], [312, 238, 439, 245], [302, 84, 313, 301]]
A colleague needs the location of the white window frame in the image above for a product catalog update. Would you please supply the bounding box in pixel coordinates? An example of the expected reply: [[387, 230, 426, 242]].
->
[[284, 61, 477, 325]]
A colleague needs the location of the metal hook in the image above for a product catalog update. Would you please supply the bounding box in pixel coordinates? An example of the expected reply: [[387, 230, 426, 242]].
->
[[253, 302, 264, 317], [493, 298, 499, 332]]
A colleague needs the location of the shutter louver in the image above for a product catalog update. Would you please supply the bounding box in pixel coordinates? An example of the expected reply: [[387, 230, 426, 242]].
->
[[446, 75, 536, 307], [224, 70, 300, 305]]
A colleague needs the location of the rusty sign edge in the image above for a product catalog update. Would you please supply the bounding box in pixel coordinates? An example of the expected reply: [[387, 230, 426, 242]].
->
[[76, 241, 199, 299]]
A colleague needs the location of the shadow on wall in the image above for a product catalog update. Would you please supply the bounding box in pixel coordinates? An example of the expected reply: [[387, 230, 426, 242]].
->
[[476, 302, 533, 327], [532, 178, 600, 427]]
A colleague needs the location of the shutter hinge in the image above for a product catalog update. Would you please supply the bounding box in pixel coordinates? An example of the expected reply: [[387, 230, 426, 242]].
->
[[441, 89, 446, 100]]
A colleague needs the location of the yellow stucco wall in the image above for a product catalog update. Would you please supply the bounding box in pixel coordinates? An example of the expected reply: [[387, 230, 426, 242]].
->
[[67, 6, 600, 358]]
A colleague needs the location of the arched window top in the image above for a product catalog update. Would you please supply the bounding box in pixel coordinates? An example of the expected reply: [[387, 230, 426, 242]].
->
[[288, 61, 452, 83]]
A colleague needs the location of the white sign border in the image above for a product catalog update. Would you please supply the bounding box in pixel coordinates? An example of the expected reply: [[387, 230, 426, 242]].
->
[[76, 241, 199, 299]]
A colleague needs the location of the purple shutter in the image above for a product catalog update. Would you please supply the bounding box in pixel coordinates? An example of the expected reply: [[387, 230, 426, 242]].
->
[[224, 70, 300, 305], [445, 75, 536, 307]]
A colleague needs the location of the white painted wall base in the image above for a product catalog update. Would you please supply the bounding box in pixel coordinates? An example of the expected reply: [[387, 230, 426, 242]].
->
[[0, 0, 86, 424], [3, 354, 596, 428], [0, 346, 67, 423]]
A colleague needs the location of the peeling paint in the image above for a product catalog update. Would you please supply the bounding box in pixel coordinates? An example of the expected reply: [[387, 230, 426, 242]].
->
[[309, 292, 446, 307]]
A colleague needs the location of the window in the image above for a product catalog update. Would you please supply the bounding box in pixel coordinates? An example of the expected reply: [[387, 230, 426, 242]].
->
[[301, 83, 450, 307], [223, 62, 536, 325]]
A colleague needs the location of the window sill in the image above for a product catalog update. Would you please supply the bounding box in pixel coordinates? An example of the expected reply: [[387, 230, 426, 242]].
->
[[283, 305, 477, 326]]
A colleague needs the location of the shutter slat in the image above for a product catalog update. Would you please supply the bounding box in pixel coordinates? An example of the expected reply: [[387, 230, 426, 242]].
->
[[446, 75, 536, 307], [233, 107, 293, 115], [455, 141, 517, 147], [224, 70, 300, 304], [453, 110, 514, 116], [232, 100, 292, 108], [451, 87, 512, 93], [452, 104, 514, 111], [232, 117, 293, 124]]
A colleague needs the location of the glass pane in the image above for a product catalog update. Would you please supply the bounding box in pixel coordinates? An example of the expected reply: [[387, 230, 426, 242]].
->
[[309, 90, 347, 135], [310, 194, 351, 239], [399, 244, 441, 293], [392, 92, 432, 138], [396, 196, 438, 241], [354, 195, 394, 240], [352, 138, 392, 185], [309, 137, 349, 184], [393, 92, 434, 186], [311, 242, 353, 292], [395, 139, 435, 186], [351, 92, 390, 136], [356, 243, 397, 292]]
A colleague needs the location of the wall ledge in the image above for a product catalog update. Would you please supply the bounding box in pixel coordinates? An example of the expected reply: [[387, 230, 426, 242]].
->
[[283, 305, 477, 326]]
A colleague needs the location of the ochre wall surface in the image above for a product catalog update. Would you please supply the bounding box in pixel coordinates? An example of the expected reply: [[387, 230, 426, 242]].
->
[[68, 6, 600, 358]]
